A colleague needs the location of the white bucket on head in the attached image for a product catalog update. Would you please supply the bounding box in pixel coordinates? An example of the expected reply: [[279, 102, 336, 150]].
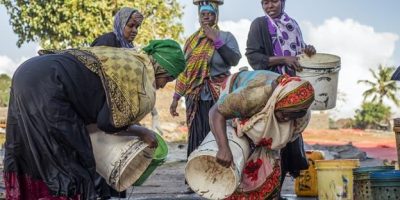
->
[[193, 0, 224, 5], [185, 126, 250, 200], [89, 131, 154, 192], [297, 53, 341, 110]]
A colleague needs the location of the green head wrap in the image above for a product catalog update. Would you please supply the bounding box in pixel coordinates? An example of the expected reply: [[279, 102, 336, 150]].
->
[[143, 39, 186, 78]]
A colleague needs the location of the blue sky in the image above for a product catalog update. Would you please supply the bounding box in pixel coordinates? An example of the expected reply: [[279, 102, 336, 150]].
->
[[0, 0, 399, 118]]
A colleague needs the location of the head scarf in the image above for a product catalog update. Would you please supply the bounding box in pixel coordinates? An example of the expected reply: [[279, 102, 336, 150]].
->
[[143, 39, 186, 78], [265, 0, 305, 76], [198, 1, 219, 24], [113, 7, 138, 48], [275, 75, 314, 110]]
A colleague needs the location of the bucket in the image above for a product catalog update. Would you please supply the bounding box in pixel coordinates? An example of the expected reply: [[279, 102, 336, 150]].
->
[[353, 166, 395, 200], [297, 53, 341, 110], [370, 170, 400, 200], [133, 132, 168, 186], [89, 131, 154, 192], [315, 159, 360, 200], [185, 126, 250, 200], [295, 150, 325, 197], [193, 0, 224, 5]]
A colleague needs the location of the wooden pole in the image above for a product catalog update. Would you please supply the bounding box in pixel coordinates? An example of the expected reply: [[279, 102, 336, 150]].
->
[[394, 118, 400, 169]]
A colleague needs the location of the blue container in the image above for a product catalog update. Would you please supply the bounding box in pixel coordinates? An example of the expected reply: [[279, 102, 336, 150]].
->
[[353, 166, 395, 200], [370, 170, 400, 200]]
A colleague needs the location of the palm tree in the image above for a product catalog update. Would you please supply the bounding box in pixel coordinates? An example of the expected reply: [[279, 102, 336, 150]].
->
[[358, 65, 400, 106]]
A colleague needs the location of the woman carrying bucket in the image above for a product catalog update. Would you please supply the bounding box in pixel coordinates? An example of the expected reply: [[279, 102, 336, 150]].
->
[[246, 0, 317, 196], [209, 70, 315, 199]]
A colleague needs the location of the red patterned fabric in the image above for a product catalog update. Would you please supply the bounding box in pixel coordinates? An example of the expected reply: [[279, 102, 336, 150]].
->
[[226, 162, 281, 200], [275, 76, 314, 110], [4, 172, 80, 200]]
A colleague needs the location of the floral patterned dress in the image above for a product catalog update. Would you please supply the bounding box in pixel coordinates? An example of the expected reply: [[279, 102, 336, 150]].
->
[[217, 70, 313, 199]]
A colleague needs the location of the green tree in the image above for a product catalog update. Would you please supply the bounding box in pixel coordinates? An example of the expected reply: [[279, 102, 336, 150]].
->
[[358, 65, 400, 106], [354, 102, 391, 130], [0, 74, 11, 107], [0, 0, 184, 49]]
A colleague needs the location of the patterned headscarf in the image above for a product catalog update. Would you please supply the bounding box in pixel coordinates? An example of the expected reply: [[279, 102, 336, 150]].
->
[[275, 75, 315, 110], [265, 0, 305, 76], [113, 7, 138, 48]]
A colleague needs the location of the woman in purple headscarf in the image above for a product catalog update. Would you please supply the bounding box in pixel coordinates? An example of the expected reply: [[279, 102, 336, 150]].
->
[[246, 0, 316, 199], [91, 7, 143, 48]]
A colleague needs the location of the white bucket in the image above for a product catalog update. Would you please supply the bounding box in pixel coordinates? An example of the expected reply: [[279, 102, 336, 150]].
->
[[89, 131, 154, 192], [185, 126, 250, 199], [297, 53, 341, 110], [193, 0, 224, 5]]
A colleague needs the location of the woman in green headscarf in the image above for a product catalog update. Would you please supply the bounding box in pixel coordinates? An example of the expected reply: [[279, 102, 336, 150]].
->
[[3, 39, 185, 200]]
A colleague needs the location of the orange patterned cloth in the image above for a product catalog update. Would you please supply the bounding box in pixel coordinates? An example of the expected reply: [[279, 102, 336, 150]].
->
[[275, 75, 314, 110]]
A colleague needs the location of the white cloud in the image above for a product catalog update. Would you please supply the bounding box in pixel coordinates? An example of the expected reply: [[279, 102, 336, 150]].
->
[[301, 17, 399, 118], [0, 55, 29, 76], [219, 19, 252, 72]]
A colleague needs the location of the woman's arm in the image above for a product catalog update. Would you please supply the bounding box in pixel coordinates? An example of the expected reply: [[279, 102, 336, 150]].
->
[[216, 32, 242, 67], [209, 105, 233, 168]]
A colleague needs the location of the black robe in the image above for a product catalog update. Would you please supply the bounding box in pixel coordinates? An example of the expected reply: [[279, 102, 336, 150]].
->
[[5, 53, 125, 199]]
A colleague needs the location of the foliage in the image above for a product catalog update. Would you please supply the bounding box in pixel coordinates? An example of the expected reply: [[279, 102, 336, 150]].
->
[[0, 0, 184, 49], [358, 65, 400, 106], [0, 74, 11, 107], [354, 102, 391, 130]]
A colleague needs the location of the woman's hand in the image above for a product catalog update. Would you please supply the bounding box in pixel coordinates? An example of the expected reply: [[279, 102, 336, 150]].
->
[[303, 45, 316, 57], [216, 146, 233, 168], [203, 25, 219, 42], [283, 56, 302, 72], [138, 128, 158, 148], [170, 99, 179, 117]]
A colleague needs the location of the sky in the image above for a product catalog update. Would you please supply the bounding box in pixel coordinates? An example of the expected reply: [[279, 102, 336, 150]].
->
[[1, 0, 400, 118]]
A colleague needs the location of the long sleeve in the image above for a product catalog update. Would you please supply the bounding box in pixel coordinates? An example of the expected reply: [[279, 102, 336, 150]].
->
[[96, 102, 128, 133], [216, 32, 241, 67], [245, 17, 274, 70]]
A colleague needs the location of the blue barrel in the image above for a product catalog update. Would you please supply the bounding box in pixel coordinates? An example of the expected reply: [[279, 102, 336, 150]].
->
[[353, 166, 394, 200], [370, 170, 400, 200]]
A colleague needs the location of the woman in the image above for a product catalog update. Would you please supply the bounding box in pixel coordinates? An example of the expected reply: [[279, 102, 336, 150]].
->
[[90, 7, 145, 199], [246, 0, 315, 74], [91, 7, 144, 48], [209, 70, 314, 199], [246, 0, 316, 194], [169, 1, 241, 179], [4, 39, 185, 200]]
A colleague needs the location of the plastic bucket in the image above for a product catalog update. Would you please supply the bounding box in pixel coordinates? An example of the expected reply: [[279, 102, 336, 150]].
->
[[297, 53, 341, 110], [89, 131, 154, 192], [193, 0, 224, 5], [133, 133, 168, 186], [370, 170, 400, 200], [185, 126, 250, 200], [295, 150, 325, 197], [353, 166, 395, 200], [315, 159, 360, 200]]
